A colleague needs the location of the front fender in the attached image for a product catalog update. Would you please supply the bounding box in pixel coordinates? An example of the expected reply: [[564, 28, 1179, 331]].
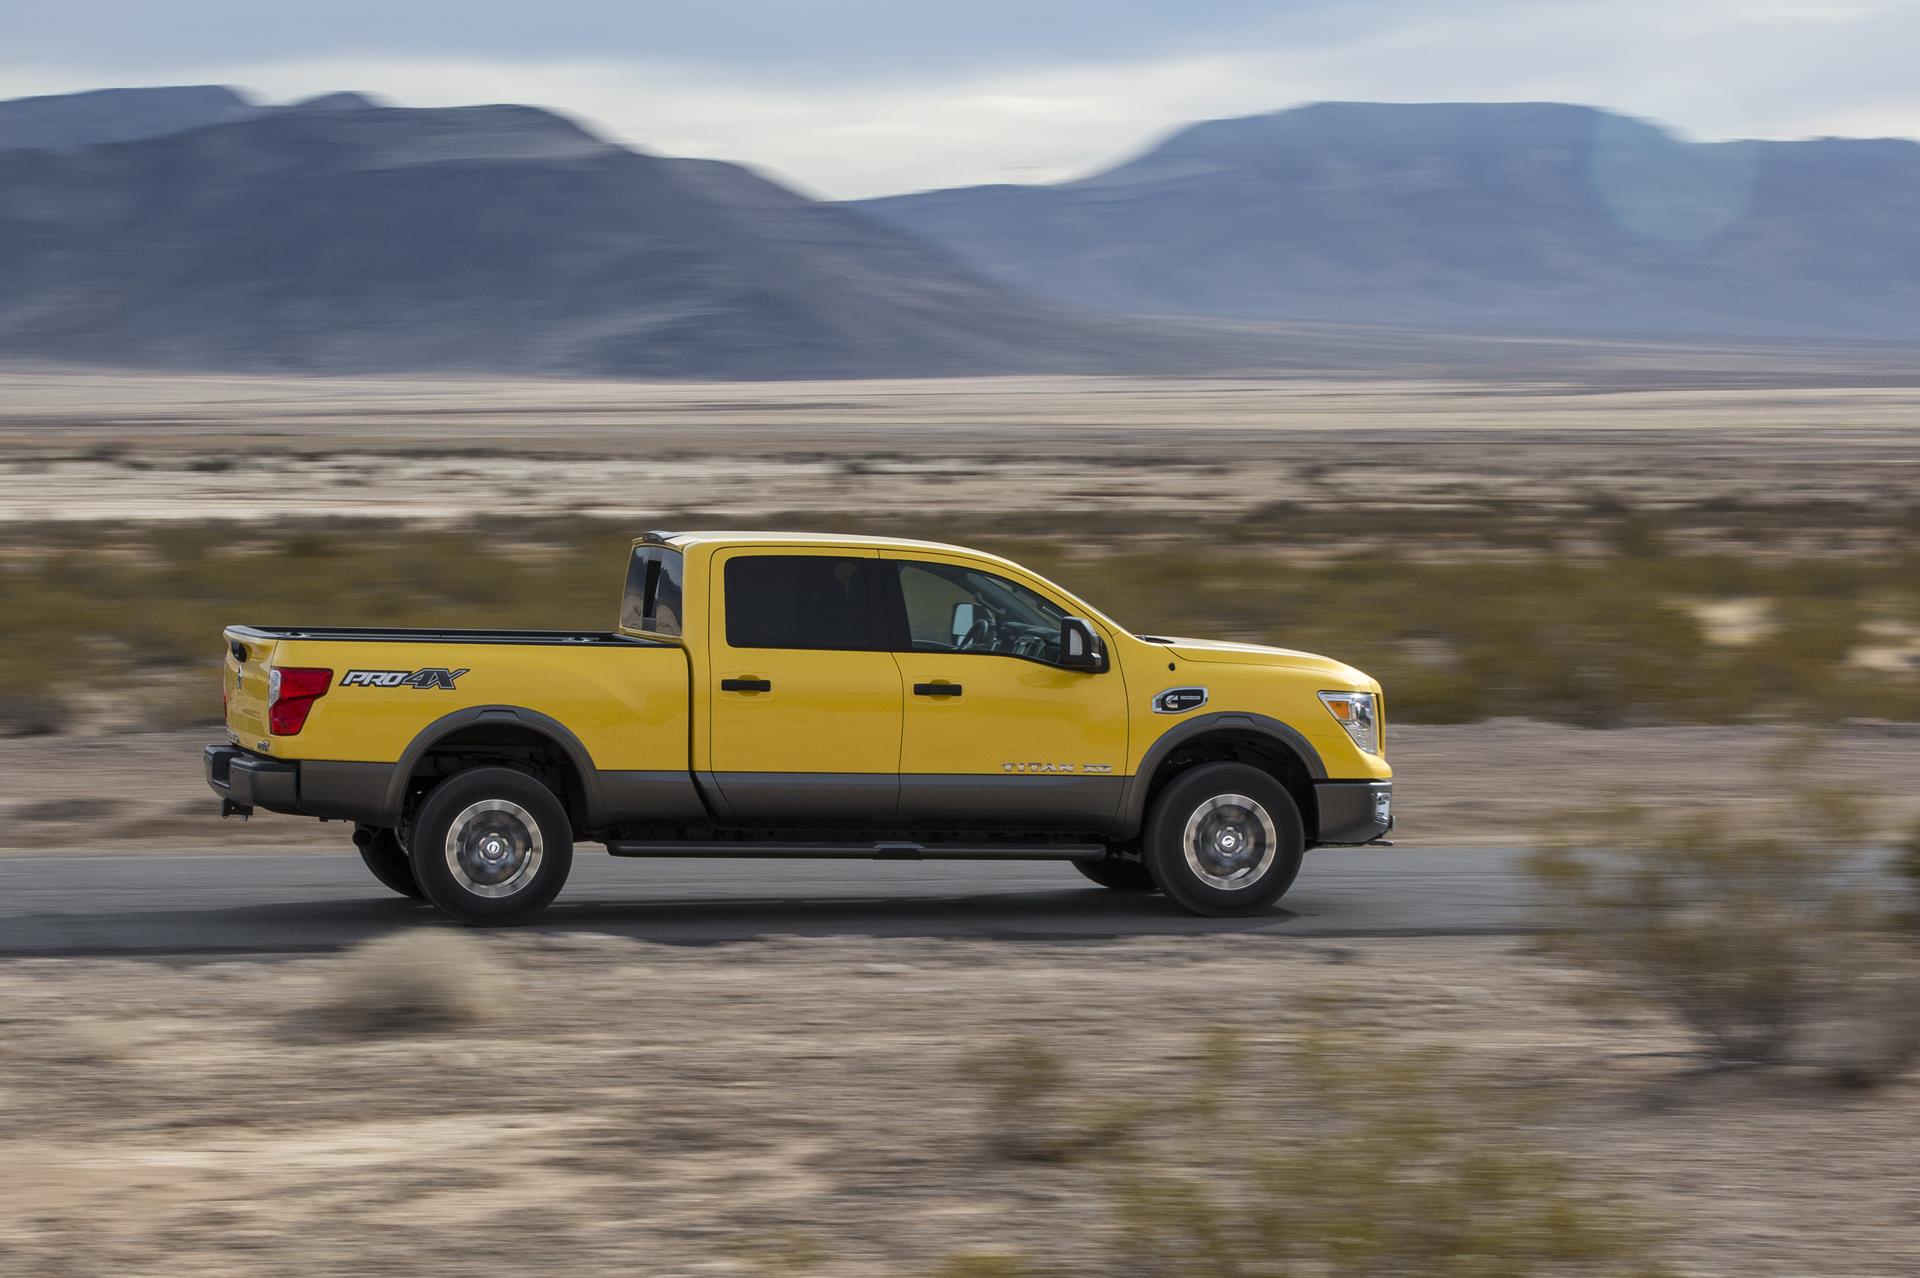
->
[[1113, 711, 1326, 840]]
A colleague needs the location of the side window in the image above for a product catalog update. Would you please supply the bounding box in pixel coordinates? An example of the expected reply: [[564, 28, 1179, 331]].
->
[[621, 547, 684, 636], [894, 561, 1068, 663], [725, 555, 878, 651]]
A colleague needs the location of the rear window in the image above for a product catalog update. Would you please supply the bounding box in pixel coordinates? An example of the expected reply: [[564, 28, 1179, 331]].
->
[[725, 555, 878, 651], [621, 546, 685, 636]]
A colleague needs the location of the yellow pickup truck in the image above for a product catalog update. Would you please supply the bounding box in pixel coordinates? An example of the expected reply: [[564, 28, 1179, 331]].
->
[[206, 532, 1392, 924]]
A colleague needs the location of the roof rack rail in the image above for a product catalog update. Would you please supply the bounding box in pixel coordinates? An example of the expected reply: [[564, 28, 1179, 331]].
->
[[639, 530, 679, 545]]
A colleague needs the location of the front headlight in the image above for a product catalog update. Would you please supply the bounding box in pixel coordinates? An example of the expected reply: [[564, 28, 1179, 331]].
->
[[1318, 690, 1378, 755]]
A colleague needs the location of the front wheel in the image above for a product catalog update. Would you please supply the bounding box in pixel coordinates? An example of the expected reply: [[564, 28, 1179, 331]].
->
[[408, 767, 574, 926], [1143, 762, 1304, 916]]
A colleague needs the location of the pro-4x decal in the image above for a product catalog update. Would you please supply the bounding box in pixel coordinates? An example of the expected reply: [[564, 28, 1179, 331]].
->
[[341, 667, 469, 690]]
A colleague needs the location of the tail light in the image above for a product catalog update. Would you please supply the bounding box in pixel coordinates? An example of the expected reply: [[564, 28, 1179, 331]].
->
[[268, 666, 333, 735]]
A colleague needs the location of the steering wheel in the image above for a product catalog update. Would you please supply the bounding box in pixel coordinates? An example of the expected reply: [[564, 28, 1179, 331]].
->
[[957, 616, 995, 652]]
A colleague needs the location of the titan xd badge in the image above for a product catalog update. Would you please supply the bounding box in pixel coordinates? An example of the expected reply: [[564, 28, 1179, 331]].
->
[[1001, 762, 1117, 774], [1152, 686, 1208, 713]]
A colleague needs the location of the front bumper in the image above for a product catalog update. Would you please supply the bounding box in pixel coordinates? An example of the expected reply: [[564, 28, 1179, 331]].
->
[[1313, 779, 1393, 845], [204, 744, 299, 814]]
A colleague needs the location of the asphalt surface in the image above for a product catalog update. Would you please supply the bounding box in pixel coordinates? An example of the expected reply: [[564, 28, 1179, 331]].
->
[[0, 847, 1549, 957]]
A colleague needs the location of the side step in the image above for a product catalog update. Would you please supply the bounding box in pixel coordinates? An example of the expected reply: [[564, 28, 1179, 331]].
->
[[605, 840, 1107, 861]]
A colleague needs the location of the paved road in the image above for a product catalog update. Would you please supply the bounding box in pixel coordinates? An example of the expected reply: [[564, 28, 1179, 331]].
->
[[0, 847, 1550, 957]]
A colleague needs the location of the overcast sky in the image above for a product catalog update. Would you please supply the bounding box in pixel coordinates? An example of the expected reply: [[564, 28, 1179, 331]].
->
[[5, 0, 1917, 197]]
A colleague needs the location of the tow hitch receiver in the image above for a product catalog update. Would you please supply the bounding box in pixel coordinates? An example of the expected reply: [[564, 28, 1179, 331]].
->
[[221, 799, 253, 820]]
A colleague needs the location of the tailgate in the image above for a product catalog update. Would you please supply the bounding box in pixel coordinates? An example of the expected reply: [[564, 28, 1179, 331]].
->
[[222, 627, 278, 743]]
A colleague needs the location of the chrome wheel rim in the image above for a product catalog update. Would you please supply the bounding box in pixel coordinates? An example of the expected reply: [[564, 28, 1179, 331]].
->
[[1182, 793, 1277, 890], [445, 799, 543, 898]]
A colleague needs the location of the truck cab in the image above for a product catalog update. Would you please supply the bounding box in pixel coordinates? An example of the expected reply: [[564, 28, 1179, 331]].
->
[[207, 532, 1392, 924]]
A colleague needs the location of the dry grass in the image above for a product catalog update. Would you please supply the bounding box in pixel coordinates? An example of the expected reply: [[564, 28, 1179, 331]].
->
[[951, 1026, 1671, 1278], [2, 515, 1916, 733]]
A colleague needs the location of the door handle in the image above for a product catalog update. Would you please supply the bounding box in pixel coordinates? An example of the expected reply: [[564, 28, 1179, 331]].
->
[[721, 677, 772, 692], [914, 682, 963, 698]]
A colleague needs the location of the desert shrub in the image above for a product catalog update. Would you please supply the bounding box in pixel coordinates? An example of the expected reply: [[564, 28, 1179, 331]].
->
[[15, 798, 119, 822], [732, 1231, 830, 1276], [959, 1026, 1666, 1278], [930, 1258, 1039, 1278], [1526, 787, 1920, 1083], [1898, 820, 1920, 927], [0, 689, 64, 737], [299, 931, 510, 1038], [126, 667, 225, 731], [963, 1035, 1151, 1164]]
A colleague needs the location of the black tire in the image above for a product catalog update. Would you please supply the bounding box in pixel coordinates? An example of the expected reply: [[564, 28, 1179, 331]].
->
[[1073, 857, 1159, 892], [407, 767, 574, 926], [1143, 762, 1305, 917], [357, 826, 424, 899]]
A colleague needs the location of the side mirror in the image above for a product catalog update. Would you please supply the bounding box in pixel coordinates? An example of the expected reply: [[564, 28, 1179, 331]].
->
[[1059, 617, 1106, 672], [950, 602, 977, 642]]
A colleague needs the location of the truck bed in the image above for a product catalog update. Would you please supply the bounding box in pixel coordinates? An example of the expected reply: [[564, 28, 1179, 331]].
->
[[225, 625, 661, 647]]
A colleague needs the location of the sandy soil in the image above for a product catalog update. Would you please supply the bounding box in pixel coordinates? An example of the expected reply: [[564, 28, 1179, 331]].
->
[[1, 371, 1917, 527], [0, 932, 1915, 1276], [5, 720, 1918, 855]]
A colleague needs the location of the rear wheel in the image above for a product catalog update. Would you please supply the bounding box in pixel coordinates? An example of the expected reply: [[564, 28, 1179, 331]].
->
[[408, 767, 573, 926], [1073, 857, 1158, 892], [1143, 762, 1304, 917], [356, 826, 423, 899]]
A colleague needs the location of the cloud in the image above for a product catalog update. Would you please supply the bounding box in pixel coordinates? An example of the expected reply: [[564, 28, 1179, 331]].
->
[[2, 0, 1916, 198], [3, 0, 1357, 76]]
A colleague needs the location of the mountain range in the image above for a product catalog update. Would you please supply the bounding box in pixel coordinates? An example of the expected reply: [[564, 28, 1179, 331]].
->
[[0, 85, 258, 151], [0, 88, 1160, 378], [852, 101, 1920, 341], [2, 87, 1918, 378]]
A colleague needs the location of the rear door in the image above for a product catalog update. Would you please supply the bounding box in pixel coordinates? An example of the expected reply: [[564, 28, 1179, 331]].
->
[[704, 548, 902, 824]]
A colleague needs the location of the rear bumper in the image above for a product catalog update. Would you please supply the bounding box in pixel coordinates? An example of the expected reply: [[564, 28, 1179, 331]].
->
[[204, 745, 394, 823], [204, 744, 299, 814], [1313, 779, 1393, 845]]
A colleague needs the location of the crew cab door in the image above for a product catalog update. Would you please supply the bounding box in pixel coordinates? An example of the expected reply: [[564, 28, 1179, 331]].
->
[[883, 554, 1128, 829], [704, 548, 902, 824]]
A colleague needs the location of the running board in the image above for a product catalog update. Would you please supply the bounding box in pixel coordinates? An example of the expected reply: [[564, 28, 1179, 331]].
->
[[604, 840, 1107, 861]]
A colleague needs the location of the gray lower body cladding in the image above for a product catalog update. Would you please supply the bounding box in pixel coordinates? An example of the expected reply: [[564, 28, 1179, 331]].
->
[[898, 774, 1122, 829], [205, 745, 702, 832], [702, 772, 1123, 829], [207, 744, 1389, 843], [299, 760, 399, 823]]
